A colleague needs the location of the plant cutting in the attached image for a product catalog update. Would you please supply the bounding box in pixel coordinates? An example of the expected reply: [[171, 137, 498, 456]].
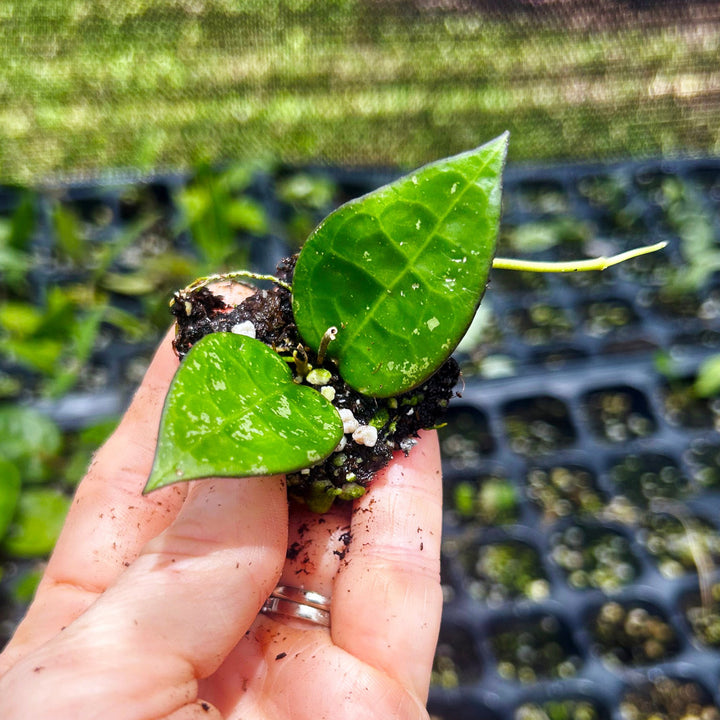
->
[[142, 133, 666, 512]]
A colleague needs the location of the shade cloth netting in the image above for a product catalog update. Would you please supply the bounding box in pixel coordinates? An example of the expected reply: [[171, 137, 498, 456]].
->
[[2, 0, 719, 183]]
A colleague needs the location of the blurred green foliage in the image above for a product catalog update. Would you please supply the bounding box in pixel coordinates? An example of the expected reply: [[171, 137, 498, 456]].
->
[[0, 406, 116, 563], [696, 355, 720, 398], [175, 163, 267, 269]]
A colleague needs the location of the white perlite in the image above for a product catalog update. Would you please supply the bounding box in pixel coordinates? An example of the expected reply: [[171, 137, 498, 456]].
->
[[352, 424, 378, 448], [339, 408, 359, 434], [230, 321, 256, 339]]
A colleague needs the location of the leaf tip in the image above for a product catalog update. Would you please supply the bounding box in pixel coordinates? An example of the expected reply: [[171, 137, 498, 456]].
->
[[143, 465, 184, 494], [487, 130, 510, 160], [142, 476, 162, 495]]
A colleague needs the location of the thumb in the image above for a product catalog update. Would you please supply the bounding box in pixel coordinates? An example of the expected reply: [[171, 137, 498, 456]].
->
[[1, 474, 288, 720]]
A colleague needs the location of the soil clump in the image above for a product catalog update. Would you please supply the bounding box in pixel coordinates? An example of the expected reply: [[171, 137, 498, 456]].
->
[[171, 255, 459, 511]]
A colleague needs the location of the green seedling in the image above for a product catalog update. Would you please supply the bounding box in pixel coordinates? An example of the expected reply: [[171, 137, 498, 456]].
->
[[175, 161, 269, 271], [144, 134, 665, 505], [0, 409, 116, 554]]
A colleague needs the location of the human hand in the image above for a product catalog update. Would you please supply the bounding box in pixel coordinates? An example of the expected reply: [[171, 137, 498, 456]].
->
[[0, 284, 444, 720]]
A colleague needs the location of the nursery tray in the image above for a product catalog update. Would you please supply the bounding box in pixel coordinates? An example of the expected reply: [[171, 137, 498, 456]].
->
[[2, 156, 720, 719]]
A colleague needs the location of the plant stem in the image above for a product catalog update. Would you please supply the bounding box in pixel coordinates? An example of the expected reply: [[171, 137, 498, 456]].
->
[[492, 241, 667, 273], [184, 271, 292, 293], [292, 345, 312, 377], [317, 326, 338, 365]]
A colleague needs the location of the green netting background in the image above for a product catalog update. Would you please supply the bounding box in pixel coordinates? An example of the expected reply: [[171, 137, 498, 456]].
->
[[2, 0, 719, 184]]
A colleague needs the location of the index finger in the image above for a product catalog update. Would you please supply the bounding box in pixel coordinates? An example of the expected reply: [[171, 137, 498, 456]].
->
[[3, 329, 187, 663]]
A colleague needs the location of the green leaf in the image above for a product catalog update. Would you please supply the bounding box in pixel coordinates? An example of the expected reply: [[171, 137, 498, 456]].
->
[[176, 162, 261, 269], [0, 372, 22, 399], [0, 302, 44, 337], [10, 566, 44, 605], [226, 198, 268, 235], [278, 173, 337, 210], [52, 203, 86, 264], [100, 271, 159, 296], [35, 287, 80, 339], [44, 304, 107, 398], [292, 133, 508, 397], [4, 338, 65, 375], [0, 406, 61, 482], [1, 488, 71, 558], [0, 460, 22, 540], [7, 192, 37, 252], [145, 333, 344, 492], [62, 417, 119, 488], [0, 246, 31, 277], [695, 354, 720, 398]]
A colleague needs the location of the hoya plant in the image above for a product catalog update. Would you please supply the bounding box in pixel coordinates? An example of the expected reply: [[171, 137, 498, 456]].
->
[[144, 134, 664, 512]]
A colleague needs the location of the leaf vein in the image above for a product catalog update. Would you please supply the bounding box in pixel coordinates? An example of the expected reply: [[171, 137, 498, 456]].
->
[[337, 151, 498, 355]]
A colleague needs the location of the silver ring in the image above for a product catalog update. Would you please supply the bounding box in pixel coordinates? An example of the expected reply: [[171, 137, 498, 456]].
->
[[260, 585, 331, 628]]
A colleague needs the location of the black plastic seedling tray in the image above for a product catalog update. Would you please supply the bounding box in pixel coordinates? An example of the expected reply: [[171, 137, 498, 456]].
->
[[2, 156, 720, 719], [432, 356, 720, 719], [431, 159, 720, 719]]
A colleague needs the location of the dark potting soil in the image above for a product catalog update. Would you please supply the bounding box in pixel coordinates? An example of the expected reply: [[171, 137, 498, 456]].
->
[[171, 254, 460, 511]]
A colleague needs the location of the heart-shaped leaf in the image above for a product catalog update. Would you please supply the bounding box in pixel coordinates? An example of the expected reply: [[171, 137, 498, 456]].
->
[[144, 333, 344, 493], [292, 132, 508, 397]]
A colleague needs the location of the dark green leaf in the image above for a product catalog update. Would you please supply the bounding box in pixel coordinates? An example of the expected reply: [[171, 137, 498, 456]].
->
[[52, 203, 86, 264], [10, 566, 44, 605], [292, 133, 508, 397], [145, 333, 344, 492], [35, 287, 80, 339], [7, 192, 37, 252], [0, 460, 22, 540]]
